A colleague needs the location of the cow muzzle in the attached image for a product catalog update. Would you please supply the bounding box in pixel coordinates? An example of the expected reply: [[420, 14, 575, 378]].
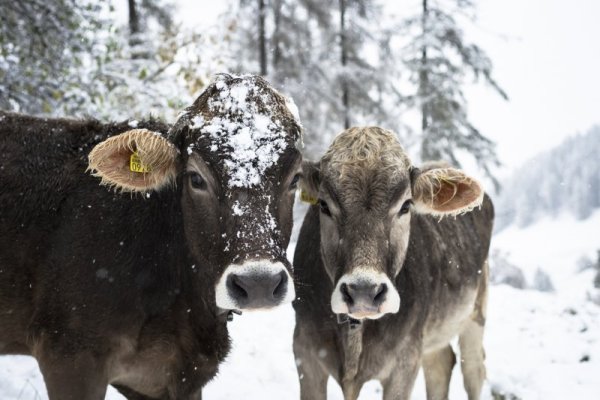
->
[[215, 260, 295, 310], [331, 269, 400, 320]]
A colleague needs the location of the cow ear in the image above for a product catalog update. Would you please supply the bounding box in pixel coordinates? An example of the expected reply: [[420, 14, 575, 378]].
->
[[299, 160, 321, 205], [88, 129, 179, 192], [411, 167, 484, 216]]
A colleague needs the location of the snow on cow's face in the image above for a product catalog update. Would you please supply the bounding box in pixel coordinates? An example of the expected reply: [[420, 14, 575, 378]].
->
[[88, 74, 303, 313], [174, 74, 302, 312]]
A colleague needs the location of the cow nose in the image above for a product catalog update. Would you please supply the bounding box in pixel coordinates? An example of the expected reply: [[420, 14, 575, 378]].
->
[[215, 260, 296, 311], [331, 271, 400, 319], [340, 282, 388, 310], [227, 270, 288, 309]]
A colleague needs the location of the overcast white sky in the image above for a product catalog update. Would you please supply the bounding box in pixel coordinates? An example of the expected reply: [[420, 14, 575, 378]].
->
[[464, 0, 600, 174], [168, 0, 600, 173]]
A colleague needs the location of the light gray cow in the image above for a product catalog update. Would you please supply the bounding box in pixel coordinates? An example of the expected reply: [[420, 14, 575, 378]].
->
[[293, 126, 493, 400]]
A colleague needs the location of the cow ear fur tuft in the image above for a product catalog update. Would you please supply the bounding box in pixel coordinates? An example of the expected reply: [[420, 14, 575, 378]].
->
[[88, 129, 179, 192], [412, 167, 484, 217]]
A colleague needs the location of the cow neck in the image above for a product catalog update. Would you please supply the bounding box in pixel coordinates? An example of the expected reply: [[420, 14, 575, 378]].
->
[[173, 262, 231, 370], [131, 188, 188, 318], [340, 318, 364, 390]]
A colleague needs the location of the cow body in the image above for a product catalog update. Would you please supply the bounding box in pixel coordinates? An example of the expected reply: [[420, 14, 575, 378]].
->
[[0, 74, 302, 399], [293, 127, 493, 400], [0, 111, 226, 398]]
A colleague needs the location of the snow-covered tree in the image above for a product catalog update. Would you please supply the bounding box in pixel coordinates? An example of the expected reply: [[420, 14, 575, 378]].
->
[[495, 126, 600, 229], [1, 0, 231, 121], [227, 0, 407, 157], [400, 0, 507, 181], [0, 0, 102, 114], [81, 0, 187, 120]]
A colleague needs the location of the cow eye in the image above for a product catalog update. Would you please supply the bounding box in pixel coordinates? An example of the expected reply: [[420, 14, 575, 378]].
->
[[188, 172, 206, 190], [319, 199, 331, 217], [289, 173, 301, 191], [399, 200, 412, 216]]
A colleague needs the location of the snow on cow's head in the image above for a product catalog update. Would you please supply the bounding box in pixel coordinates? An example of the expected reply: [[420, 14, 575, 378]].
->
[[89, 74, 303, 312]]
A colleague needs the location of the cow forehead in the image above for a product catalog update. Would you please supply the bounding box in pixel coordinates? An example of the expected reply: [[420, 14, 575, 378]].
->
[[179, 74, 302, 189], [321, 127, 411, 205], [325, 169, 411, 213]]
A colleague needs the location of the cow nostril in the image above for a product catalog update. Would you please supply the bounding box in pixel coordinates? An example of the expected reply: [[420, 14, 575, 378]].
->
[[272, 271, 287, 298], [340, 283, 354, 305], [373, 283, 388, 305], [228, 275, 249, 300]]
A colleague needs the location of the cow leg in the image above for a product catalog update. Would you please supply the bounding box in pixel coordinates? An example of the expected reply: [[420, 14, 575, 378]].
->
[[37, 350, 108, 400], [381, 354, 420, 400], [296, 356, 328, 400], [458, 319, 486, 400], [294, 342, 328, 400], [422, 345, 456, 400], [293, 323, 331, 400], [458, 260, 488, 400], [341, 379, 362, 400]]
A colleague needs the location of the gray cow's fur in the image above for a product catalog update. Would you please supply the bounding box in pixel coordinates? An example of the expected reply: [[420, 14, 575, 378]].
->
[[293, 127, 493, 400]]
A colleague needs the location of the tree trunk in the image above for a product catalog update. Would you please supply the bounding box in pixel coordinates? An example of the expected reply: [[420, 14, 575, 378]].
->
[[128, 0, 148, 59], [340, 0, 350, 129], [258, 0, 268, 76], [272, 0, 282, 69], [128, 0, 140, 36], [420, 0, 430, 159]]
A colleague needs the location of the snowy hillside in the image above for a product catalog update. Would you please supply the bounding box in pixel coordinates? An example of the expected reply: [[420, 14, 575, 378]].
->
[[485, 210, 600, 399], [1, 204, 598, 399], [495, 126, 600, 230]]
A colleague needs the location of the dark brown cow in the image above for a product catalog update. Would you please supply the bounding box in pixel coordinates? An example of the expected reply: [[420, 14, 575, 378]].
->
[[0, 74, 302, 399], [293, 127, 493, 400]]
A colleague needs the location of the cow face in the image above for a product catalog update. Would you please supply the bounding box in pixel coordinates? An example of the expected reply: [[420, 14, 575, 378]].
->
[[88, 74, 302, 312], [301, 127, 483, 320]]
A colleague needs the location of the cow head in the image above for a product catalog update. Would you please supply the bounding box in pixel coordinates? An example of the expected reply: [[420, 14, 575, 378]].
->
[[88, 74, 302, 312], [301, 127, 483, 320]]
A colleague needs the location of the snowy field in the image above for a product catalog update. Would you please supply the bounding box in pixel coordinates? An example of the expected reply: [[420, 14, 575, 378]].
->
[[1, 209, 599, 399]]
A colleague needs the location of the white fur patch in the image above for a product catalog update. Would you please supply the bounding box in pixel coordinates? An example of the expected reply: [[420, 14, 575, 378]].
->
[[215, 260, 295, 310], [330, 268, 401, 320]]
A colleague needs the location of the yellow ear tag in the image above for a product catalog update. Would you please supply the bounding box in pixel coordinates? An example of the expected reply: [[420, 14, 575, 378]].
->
[[130, 151, 151, 173], [300, 190, 318, 205]]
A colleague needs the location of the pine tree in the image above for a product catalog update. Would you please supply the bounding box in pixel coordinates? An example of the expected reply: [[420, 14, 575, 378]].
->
[[228, 0, 406, 157], [1, 0, 230, 121], [495, 126, 600, 229], [401, 0, 507, 182], [75, 0, 220, 121], [0, 0, 102, 114], [96, 0, 182, 118]]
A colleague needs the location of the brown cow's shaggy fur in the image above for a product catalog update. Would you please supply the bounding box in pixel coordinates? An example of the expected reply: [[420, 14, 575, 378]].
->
[[0, 74, 302, 399]]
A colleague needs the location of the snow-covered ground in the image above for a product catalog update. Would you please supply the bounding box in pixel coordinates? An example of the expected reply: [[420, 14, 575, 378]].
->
[[1, 209, 599, 399]]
